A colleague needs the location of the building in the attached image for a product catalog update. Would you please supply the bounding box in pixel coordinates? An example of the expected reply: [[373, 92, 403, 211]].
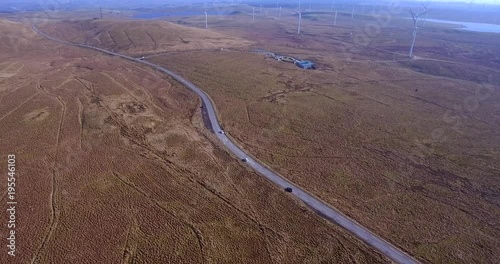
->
[[281, 56, 297, 63], [295, 60, 316, 69], [258, 49, 316, 69]]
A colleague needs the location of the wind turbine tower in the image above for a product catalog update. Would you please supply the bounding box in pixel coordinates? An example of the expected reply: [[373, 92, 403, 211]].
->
[[409, 7, 429, 58], [297, 12, 302, 34], [204, 11, 208, 29]]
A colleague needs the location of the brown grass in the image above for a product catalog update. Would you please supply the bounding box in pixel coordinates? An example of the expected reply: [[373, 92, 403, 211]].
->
[[37, 19, 253, 56], [0, 20, 387, 264], [147, 13, 500, 264]]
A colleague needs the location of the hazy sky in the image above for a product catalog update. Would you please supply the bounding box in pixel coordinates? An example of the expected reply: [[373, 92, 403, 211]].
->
[[3, 0, 500, 4], [1, 0, 499, 10]]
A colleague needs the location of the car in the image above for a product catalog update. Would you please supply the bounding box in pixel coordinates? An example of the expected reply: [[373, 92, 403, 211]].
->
[[219, 130, 225, 134], [139, 56, 145, 60], [241, 158, 248, 162], [284, 187, 293, 193]]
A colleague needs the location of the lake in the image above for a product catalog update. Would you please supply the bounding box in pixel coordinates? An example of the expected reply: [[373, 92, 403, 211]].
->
[[424, 18, 500, 34]]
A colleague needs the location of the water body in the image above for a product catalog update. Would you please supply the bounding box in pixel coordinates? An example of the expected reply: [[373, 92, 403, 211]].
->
[[424, 18, 500, 34], [133, 11, 229, 19]]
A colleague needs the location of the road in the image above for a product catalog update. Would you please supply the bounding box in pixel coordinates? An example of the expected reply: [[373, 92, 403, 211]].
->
[[32, 24, 420, 264]]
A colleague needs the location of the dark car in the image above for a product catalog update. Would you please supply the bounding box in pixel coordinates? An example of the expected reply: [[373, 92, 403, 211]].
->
[[285, 187, 293, 193]]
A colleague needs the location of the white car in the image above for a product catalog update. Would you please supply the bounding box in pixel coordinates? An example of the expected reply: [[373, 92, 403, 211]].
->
[[242, 158, 248, 162], [219, 130, 225, 134]]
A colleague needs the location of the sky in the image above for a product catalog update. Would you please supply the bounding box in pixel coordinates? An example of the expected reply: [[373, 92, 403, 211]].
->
[[2, 0, 500, 4], [1, 0, 499, 11]]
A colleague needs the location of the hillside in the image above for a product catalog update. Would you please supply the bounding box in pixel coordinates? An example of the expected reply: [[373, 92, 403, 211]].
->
[[0, 19, 387, 264], [38, 19, 253, 55]]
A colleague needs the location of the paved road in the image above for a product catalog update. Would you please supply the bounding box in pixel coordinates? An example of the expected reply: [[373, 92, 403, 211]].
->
[[33, 25, 420, 264]]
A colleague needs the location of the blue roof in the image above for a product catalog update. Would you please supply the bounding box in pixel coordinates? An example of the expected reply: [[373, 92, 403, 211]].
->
[[297, 60, 314, 65], [296, 60, 316, 69]]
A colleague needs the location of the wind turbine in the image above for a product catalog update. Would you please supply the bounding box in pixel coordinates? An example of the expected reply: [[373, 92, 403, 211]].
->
[[298, 12, 302, 34], [334, 10, 338, 26], [409, 7, 430, 58], [293, 10, 303, 34], [253, 7, 255, 21], [204, 11, 208, 28], [480, 1, 486, 17], [421, 1, 430, 27], [279, 6, 282, 18]]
